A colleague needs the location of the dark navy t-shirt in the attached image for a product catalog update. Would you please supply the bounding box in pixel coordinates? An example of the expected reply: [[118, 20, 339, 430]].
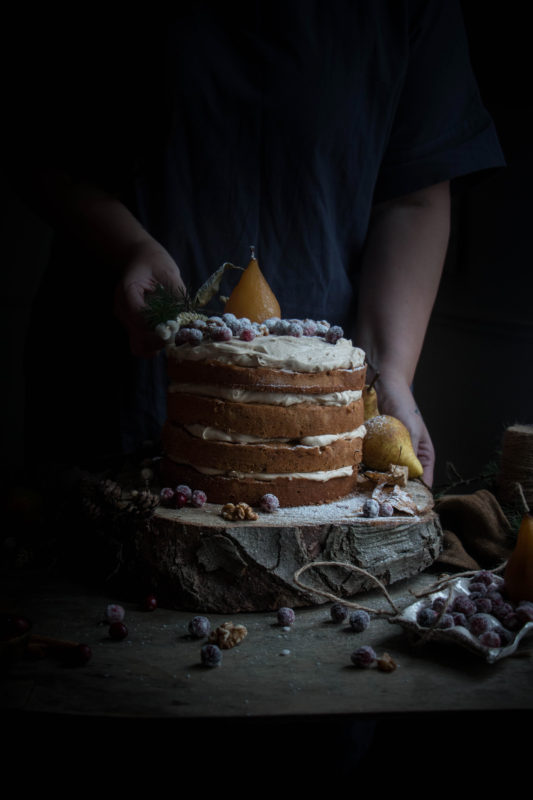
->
[[20, 1, 505, 461]]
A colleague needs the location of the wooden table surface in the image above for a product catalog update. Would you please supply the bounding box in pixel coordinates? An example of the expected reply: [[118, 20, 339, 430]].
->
[[3, 565, 532, 784]]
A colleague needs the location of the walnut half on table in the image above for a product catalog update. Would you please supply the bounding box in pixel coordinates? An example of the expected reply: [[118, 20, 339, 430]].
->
[[208, 621, 248, 649], [221, 502, 259, 521]]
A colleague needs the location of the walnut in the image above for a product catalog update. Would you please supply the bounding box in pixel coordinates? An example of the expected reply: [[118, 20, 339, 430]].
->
[[221, 502, 258, 521], [376, 652, 397, 672], [208, 621, 248, 649]]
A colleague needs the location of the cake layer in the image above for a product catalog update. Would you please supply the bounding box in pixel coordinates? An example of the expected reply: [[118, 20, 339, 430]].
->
[[166, 358, 366, 393], [166, 393, 365, 438], [159, 458, 360, 507], [161, 420, 364, 474]]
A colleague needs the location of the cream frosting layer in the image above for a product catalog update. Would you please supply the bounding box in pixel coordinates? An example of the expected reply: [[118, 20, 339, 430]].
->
[[168, 459, 354, 482], [169, 382, 361, 407], [184, 423, 366, 447], [167, 334, 365, 372]]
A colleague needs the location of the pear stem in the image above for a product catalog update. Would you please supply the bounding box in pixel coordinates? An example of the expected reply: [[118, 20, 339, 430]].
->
[[367, 371, 380, 392], [249, 245, 256, 260]]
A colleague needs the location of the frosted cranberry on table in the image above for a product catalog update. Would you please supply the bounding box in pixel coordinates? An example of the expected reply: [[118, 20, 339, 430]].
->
[[330, 602, 349, 623], [108, 621, 128, 641], [105, 604, 125, 624], [143, 594, 157, 612], [191, 489, 207, 508], [351, 645, 377, 668], [201, 643, 222, 667], [260, 493, 279, 513], [277, 607, 295, 627], [188, 615, 211, 639]]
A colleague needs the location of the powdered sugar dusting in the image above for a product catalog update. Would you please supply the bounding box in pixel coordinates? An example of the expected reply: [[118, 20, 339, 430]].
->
[[156, 484, 427, 528]]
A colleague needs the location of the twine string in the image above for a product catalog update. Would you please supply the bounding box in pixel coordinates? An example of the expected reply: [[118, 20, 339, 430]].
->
[[293, 560, 401, 616]]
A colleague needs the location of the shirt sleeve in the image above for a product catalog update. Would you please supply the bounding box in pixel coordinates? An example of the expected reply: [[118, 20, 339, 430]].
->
[[373, 0, 505, 202]]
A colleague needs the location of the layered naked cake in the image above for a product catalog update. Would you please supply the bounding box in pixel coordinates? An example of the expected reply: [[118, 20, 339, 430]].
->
[[160, 318, 367, 507]]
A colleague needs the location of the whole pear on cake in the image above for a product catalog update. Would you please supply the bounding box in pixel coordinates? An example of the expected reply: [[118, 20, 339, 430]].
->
[[363, 415, 423, 479], [223, 247, 281, 322]]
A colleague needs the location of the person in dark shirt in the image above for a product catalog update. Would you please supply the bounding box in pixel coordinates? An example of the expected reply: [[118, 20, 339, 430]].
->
[[13, 1, 504, 483]]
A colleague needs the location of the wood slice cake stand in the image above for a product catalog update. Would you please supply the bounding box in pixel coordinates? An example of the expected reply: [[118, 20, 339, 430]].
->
[[82, 479, 442, 613]]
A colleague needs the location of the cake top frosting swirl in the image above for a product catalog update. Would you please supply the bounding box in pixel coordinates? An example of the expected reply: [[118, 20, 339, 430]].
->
[[167, 334, 365, 372]]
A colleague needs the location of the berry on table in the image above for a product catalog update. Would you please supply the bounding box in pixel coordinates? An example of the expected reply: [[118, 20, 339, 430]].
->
[[351, 645, 377, 668], [106, 604, 125, 624], [330, 602, 348, 623], [349, 609, 370, 632], [260, 493, 279, 513], [379, 502, 394, 517], [362, 498, 380, 518], [191, 489, 207, 507], [109, 621, 128, 641], [176, 484, 192, 500], [143, 594, 157, 612], [160, 487, 175, 505], [201, 643, 222, 667], [277, 607, 295, 627], [189, 615, 211, 639]]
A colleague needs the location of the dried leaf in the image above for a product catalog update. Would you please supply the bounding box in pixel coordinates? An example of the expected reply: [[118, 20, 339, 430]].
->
[[371, 483, 417, 515], [193, 262, 243, 308]]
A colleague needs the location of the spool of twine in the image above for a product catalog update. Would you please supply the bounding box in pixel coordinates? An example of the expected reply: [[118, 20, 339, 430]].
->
[[496, 424, 533, 508]]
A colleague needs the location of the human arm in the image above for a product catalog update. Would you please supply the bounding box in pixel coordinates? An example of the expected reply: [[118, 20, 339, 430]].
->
[[354, 180, 451, 487], [21, 168, 186, 357]]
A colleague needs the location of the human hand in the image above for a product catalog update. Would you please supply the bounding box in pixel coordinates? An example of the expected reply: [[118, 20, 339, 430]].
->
[[371, 371, 435, 487], [114, 243, 186, 357]]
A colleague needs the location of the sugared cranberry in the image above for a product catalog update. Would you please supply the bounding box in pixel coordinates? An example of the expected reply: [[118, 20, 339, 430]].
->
[[287, 322, 303, 337], [351, 645, 377, 668], [277, 607, 295, 627], [189, 615, 211, 639], [105, 604, 125, 624], [349, 609, 371, 632], [260, 493, 279, 513], [210, 325, 233, 342], [240, 327, 256, 342], [479, 630, 501, 648], [191, 489, 207, 507], [362, 498, 379, 518], [416, 607, 438, 627], [325, 325, 343, 344], [330, 602, 348, 623], [109, 621, 128, 641], [143, 595, 157, 611], [160, 487, 175, 505], [201, 643, 222, 667]]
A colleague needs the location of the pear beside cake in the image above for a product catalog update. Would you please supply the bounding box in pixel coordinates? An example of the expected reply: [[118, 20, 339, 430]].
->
[[161, 317, 367, 507]]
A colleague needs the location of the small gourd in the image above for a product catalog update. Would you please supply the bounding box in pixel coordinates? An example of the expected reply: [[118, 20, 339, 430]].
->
[[504, 511, 533, 603]]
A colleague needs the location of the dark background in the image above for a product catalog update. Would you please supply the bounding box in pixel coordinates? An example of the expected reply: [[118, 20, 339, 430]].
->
[[1, 3, 531, 490]]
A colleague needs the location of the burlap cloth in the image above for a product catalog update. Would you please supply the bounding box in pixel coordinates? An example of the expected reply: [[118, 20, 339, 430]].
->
[[434, 489, 514, 571]]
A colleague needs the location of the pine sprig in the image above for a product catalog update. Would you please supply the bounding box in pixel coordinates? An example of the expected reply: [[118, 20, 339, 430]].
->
[[143, 284, 192, 329], [143, 263, 244, 330]]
